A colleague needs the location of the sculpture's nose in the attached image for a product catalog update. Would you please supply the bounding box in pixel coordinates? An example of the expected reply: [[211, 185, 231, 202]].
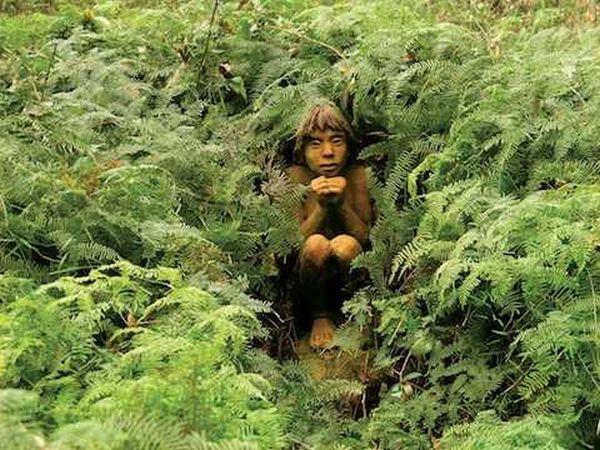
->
[[322, 142, 334, 157]]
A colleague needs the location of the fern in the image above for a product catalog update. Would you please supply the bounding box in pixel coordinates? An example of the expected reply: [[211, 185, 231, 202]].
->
[[2, 1, 600, 449]]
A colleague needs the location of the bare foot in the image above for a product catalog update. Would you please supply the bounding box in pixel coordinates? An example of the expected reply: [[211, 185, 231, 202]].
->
[[310, 317, 335, 349]]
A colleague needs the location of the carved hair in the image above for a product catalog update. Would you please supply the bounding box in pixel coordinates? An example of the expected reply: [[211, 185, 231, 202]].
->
[[293, 103, 355, 164]]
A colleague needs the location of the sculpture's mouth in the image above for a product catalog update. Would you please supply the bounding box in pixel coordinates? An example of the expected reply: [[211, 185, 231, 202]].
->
[[320, 163, 338, 174]]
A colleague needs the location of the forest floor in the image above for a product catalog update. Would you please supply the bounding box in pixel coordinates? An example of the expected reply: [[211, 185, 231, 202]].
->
[[295, 336, 367, 381]]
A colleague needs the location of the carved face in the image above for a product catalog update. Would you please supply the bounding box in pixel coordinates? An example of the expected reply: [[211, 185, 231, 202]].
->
[[303, 129, 348, 177]]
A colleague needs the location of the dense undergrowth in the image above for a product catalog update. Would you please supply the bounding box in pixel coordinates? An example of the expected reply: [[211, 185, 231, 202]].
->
[[0, 0, 599, 448]]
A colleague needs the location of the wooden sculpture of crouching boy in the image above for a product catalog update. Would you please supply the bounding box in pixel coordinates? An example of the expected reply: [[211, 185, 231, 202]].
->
[[288, 103, 372, 348]]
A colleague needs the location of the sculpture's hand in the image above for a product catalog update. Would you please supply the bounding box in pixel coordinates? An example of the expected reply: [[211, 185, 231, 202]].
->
[[310, 176, 347, 207], [325, 176, 347, 197]]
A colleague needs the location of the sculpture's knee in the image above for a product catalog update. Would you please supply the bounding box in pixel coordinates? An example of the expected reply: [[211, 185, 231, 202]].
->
[[301, 234, 332, 268], [331, 234, 361, 264]]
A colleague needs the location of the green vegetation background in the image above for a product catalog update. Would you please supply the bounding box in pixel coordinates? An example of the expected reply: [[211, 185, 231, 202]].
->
[[0, 0, 599, 448]]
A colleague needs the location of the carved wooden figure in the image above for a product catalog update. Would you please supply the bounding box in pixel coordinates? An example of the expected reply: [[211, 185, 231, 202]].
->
[[288, 104, 372, 348]]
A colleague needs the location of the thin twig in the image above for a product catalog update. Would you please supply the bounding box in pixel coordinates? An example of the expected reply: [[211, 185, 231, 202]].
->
[[49, 265, 97, 276], [265, 23, 347, 63], [200, 0, 220, 73], [397, 349, 412, 379]]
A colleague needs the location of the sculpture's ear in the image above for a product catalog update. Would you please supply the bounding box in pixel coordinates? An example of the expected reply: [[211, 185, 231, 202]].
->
[[292, 139, 306, 165]]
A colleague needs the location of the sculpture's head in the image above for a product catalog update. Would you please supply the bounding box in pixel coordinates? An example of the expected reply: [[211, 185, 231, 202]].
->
[[294, 103, 355, 177]]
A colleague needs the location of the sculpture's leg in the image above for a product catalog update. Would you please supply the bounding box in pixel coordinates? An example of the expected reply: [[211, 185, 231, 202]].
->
[[299, 234, 337, 348], [330, 234, 362, 267]]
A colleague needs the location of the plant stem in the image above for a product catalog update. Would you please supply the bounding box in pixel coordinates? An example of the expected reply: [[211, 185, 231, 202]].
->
[[200, 0, 220, 73], [41, 41, 58, 100]]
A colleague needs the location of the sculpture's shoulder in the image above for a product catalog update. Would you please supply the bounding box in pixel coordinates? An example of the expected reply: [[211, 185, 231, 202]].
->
[[344, 163, 369, 189], [344, 163, 373, 225], [287, 164, 314, 185]]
